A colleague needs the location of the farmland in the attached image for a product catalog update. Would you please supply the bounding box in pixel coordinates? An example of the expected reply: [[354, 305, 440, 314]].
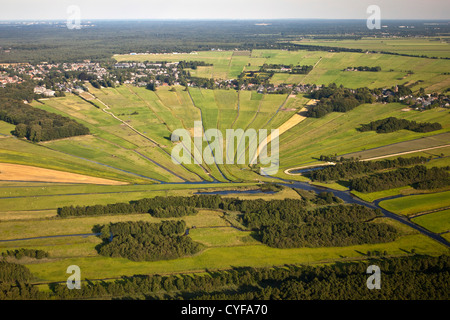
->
[[295, 37, 450, 59], [1, 205, 447, 283], [1, 41, 449, 301], [379, 191, 450, 216], [116, 48, 450, 92]]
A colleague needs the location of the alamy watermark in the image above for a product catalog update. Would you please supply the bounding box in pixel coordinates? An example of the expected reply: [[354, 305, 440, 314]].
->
[[367, 5, 381, 30], [170, 121, 279, 176], [66, 265, 81, 289], [66, 5, 81, 30], [366, 265, 381, 289]]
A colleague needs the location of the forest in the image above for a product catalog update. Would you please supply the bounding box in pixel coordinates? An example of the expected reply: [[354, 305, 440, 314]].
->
[[2, 254, 447, 300], [55, 194, 399, 249], [242, 203, 398, 248], [1, 249, 49, 260], [306, 84, 375, 118], [349, 165, 450, 193], [358, 117, 443, 133], [309, 156, 429, 182], [95, 220, 203, 262], [0, 84, 90, 142]]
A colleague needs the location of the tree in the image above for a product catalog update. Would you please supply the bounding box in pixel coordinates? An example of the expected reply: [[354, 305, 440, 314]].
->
[[146, 82, 156, 91], [14, 123, 27, 138]]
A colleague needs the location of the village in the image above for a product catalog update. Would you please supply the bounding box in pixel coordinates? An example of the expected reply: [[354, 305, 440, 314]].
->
[[0, 59, 449, 110]]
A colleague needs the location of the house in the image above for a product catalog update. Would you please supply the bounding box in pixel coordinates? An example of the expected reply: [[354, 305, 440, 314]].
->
[[43, 89, 55, 97], [34, 86, 46, 94]]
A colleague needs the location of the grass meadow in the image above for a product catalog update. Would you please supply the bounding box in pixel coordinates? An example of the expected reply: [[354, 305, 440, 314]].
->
[[0, 209, 445, 283], [0, 48, 448, 285], [115, 48, 450, 93], [379, 191, 450, 216]]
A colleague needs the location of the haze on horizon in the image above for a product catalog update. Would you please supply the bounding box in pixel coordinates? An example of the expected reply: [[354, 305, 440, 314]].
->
[[0, 0, 449, 21]]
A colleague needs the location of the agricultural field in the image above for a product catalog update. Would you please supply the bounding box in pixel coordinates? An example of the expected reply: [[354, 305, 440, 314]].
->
[[1, 202, 447, 283], [411, 209, 450, 234], [379, 191, 450, 216], [296, 37, 450, 59], [275, 103, 450, 179], [1, 44, 449, 301], [116, 48, 450, 93]]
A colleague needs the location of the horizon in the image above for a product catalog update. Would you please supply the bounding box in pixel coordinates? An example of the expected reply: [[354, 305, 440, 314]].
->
[[1, 0, 449, 21], [0, 18, 449, 22]]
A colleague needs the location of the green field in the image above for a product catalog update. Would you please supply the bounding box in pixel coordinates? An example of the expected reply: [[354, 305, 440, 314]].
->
[[1, 209, 446, 283], [296, 37, 450, 59], [412, 209, 450, 234], [115, 48, 450, 93], [275, 104, 450, 180], [379, 191, 450, 216], [1, 47, 449, 289]]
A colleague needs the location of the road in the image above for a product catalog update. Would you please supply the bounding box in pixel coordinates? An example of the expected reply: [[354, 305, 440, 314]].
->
[[274, 179, 450, 249], [284, 143, 450, 175]]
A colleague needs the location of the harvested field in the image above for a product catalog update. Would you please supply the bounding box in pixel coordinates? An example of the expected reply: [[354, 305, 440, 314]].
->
[[0, 163, 128, 185]]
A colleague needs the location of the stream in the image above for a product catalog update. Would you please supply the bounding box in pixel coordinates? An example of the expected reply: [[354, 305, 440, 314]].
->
[[1, 178, 448, 248]]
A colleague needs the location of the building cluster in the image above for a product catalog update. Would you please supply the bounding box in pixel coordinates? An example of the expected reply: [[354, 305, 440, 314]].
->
[[0, 61, 108, 92], [114, 61, 181, 87], [1, 59, 449, 111], [404, 94, 450, 110], [0, 72, 22, 87]]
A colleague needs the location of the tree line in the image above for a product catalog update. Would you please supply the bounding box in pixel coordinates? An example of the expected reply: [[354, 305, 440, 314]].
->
[[309, 156, 429, 182], [57, 194, 314, 218], [38, 254, 450, 300], [177, 60, 213, 70], [1, 254, 448, 300], [57, 195, 207, 217], [306, 84, 375, 118], [95, 220, 204, 262], [241, 203, 398, 248], [260, 64, 313, 74], [345, 66, 381, 72], [349, 165, 450, 193], [358, 117, 443, 133], [0, 84, 90, 142], [1, 249, 49, 260]]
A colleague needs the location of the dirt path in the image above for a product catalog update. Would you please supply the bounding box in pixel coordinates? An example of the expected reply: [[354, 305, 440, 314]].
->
[[96, 97, 162, 147], [361, 144, 450, 161]]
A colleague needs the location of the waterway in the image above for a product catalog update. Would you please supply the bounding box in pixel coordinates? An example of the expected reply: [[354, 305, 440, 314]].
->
[[1, 178, 448, 248]]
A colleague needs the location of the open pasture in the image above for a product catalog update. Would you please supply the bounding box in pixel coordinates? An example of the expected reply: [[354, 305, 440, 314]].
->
[[115, 48, 450, 93], [411, 209, 450, 234], [379, 191, 450, 216]]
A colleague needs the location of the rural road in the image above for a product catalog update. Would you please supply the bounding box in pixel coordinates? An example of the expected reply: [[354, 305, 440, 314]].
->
[[284, 143, 450, 175], [274, 178, 450, 249]]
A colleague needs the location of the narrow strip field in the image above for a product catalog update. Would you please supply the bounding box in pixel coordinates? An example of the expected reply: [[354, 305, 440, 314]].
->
[[411, 209, 450, 234], [379, 191, 450, 217], [253, 107, 307, 162], [0, 163, 127, 185]]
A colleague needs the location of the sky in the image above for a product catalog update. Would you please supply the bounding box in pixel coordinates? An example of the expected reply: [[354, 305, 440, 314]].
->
[[0, 0, 449, 21]]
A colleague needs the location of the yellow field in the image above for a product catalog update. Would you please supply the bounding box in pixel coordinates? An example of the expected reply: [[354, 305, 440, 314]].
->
[[253, 106, 308, 162], [0, 162, 128, 185]]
